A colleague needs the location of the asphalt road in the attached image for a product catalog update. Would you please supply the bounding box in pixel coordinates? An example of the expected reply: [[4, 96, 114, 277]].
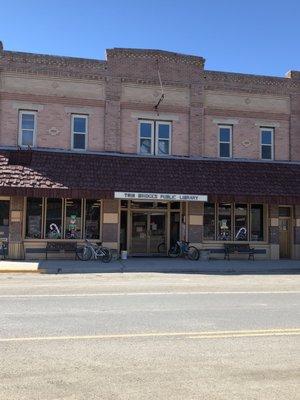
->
[[0, 272, 300, 399]]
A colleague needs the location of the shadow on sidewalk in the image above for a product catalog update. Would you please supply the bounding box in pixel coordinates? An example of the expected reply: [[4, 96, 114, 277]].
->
[[36, 258, 300, 275]]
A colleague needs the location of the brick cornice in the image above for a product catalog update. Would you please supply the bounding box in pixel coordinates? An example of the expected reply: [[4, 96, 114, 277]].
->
[[106, 48, 205, 68], [204, 70, 300, 94], [1, 50, 106, 80]]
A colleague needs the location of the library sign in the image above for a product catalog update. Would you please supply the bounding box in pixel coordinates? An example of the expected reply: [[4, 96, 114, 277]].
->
[[114, 192, 207, 202]]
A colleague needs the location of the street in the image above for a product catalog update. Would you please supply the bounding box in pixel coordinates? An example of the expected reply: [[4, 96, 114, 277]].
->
[[0, 272, 300, 399]]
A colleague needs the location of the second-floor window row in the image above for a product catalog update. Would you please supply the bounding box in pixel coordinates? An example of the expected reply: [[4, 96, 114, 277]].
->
[[17, 112, 275, 161], [218, 125, 275, 160]]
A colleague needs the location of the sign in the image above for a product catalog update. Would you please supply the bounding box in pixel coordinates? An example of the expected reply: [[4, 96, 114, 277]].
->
[[114, 192, 207, 202]]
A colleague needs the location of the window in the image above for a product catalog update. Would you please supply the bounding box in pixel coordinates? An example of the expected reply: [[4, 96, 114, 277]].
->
[[19, 111, 36, 147], [219, 125, 232, 158], [26, 198, 43, 239], [203, 202, 265, 242], [85, 200, 101, 239], [72, 115, 88, 150], [218, 203, 232, 240], [65, 199, 82, 239], [139, 120, 171, 155], [234, 204, 247, 241], [45, 199, 62, 239], [261, 128, 274, 160]]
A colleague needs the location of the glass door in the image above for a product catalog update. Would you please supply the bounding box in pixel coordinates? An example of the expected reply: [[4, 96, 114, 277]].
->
[[0, 200, 10, 240], [131, 213, 148, 254], [279, 218, 291, 259], [131, 212, 166, 255], [149, 213, 166, 255]]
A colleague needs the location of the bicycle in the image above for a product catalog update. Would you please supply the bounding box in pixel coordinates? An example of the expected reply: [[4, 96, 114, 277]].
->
[[76, 239, 112, 263], [168, 240, 199, 260]]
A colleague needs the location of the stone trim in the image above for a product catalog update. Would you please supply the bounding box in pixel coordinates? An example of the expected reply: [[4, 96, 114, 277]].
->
[[1, 92, 105, 108], [213, 118, 239, 125], [121, 102, 189, 114], [130, 111, 180, 121], [205, 107, 290, 121], [12, 101, 44, 111]]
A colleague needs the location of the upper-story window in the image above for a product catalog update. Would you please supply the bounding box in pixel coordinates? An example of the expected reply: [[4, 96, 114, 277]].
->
[[218, 125, 232, 158], [260, 128, 274, 160], [139, 120, 171, 155], [19, 111, 36, 147], [72, 115, 88, 150]]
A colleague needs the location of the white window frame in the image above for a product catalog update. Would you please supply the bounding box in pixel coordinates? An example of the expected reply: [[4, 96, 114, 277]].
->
[[138, 120, 155, 155], [155, 121, 172, 156], [18, 110, 37, 147], [138, 119, 172, 156], [260, 127, 274, 160], [71, 114, 88, 151], [218, 125, 232, 158]]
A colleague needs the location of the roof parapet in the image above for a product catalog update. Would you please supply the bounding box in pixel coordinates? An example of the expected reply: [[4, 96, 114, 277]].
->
[[285, 70, 300, 80]]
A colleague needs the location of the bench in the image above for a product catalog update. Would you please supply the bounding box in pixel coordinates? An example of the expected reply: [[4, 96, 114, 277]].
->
[[224, 244, 255, 260], [45, 242, 77, 260]]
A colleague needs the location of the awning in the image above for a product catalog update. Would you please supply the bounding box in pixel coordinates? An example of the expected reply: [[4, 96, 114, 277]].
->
[[0, 149, 300, 204]]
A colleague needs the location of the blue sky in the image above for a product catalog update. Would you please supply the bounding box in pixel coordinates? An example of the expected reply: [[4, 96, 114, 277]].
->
[[1, 0, 300, 76]]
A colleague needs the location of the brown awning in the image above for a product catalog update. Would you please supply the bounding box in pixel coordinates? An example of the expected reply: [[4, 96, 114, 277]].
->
[[0, 149, 300, 204]]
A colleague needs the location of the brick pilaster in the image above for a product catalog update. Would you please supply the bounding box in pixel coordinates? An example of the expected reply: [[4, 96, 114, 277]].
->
[[104, 77, 121, 152]]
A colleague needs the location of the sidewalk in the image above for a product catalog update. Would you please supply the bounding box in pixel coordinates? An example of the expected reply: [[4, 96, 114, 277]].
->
[[0, 258, 299, 274]]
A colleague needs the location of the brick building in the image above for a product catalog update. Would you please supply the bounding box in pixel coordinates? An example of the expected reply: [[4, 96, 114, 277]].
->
[[0, 42, 299, 260]]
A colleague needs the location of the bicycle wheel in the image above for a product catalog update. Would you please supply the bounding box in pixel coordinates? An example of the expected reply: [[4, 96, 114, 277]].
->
[[168, 244, 181, 258], [101, 247, 112, 263], [157, 242, 166, 253], [187, 246, 199, 261], [76, 245, 92, 261]]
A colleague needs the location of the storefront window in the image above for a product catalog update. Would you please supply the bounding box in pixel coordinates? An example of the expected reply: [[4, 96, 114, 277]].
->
[[234, 204, 248, 241], [204, 202, 265, 242], [218, 203, 232, 240], [65, 199, 82, 239], [26, 198, 43, 239], [251, 204, 264, 241], [0, 200, 10, 239], [45, 199, 62, 239], [85, 200, 101, 239], [204, 203, 215, 240]]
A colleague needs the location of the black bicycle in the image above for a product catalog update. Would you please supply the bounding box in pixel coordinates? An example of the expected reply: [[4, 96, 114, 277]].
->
[[168, 240, 199, 260]]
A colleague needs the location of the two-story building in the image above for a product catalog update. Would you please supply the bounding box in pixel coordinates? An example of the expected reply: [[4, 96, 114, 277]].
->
[[0, 42, 300, 260]]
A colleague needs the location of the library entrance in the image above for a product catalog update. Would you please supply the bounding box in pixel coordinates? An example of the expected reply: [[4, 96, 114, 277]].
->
[[131, 212, 166, 255]]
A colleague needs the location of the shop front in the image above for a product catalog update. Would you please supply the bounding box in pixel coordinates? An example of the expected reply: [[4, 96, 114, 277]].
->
[[0, 149, 300, 260]]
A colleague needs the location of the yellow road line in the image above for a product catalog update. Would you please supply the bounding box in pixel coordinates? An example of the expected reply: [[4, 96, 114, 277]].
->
[[1, 328, 300, 343]]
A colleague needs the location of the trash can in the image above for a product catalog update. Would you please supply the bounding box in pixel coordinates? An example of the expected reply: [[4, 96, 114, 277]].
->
[[121, 250, 128, 260], [200, 250, 210, 261]]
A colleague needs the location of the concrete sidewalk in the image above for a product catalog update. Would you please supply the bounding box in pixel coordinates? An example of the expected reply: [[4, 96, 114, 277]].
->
[[0, 257, 299, 274]]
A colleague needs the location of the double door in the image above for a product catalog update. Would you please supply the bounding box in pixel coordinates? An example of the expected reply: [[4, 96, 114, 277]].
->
[[131, 212, 166, 255]]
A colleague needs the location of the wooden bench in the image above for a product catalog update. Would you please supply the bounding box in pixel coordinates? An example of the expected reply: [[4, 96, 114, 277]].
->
[[45, 242, 77, 260], [224, 244, 255, 260]]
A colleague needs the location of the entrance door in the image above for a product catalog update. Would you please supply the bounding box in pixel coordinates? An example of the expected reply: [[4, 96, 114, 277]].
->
[[131, 212, 166, 255], [0, 200, 10, 240], [279, 218, 291, 259]]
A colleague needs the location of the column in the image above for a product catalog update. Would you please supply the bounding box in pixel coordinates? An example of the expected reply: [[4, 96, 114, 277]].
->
[[188, 202, 203, 246], [269, 204, 279, 260], [102, 199, 119, 250], [9, 196, 24, 259], [189, 83, 204, 156], [104, 77, 121, 152]]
